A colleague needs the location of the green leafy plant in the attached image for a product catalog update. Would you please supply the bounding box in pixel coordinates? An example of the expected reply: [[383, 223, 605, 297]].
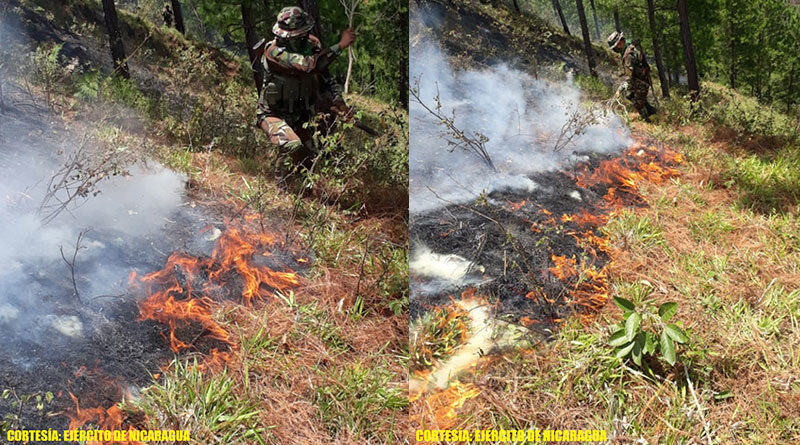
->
[[608, 295, 689, 369], [1, 389, 55, 431]]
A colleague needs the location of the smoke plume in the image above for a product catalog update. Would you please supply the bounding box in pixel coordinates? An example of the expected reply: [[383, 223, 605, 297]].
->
[[410, 41, 631, 214], [0, 112, 190, 346]]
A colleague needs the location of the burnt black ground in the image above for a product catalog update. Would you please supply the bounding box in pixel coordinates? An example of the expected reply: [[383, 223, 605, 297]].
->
[[0, 98, 307, 438], [410, 149, 658, 333]]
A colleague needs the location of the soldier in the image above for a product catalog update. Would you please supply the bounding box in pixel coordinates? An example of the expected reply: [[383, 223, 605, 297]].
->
[[162, 3, 174, 28], [607, 31, 657, 121], [255, 6, 355, 167]]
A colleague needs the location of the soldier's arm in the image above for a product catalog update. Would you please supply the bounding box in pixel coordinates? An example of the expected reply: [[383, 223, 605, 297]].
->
[[266, 43, 342, 74]]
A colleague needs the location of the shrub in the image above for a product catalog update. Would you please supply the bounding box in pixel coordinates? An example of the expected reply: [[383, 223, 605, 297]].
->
[[608, 292, 689, 370]]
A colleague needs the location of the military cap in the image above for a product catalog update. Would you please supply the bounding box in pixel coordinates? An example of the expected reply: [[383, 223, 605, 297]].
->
[[273, 6, 314, 38], [607, 31, 625, 48]]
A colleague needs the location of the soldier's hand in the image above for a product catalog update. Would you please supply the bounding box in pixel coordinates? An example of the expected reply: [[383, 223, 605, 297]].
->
[[338, 28, 355, 49], [331, 102, 355, 121], [307, 34, 321, 48]]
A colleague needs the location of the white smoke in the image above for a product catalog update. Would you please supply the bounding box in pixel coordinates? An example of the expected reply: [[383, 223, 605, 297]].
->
[[410, 41, 631, 214], [0, 113, 187, 342], [410, 245, 479, 283]]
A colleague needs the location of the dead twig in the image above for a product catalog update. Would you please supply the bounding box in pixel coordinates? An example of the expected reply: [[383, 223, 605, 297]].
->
[[685, 366, 713, 445], [354, 237, 371, 299], [410, 77, 496, 171], [60, 228, 90, 305]]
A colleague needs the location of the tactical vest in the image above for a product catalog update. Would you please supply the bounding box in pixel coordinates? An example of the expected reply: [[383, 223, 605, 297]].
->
[[261, 40, 319, 114], [622, 41, 650, 81]]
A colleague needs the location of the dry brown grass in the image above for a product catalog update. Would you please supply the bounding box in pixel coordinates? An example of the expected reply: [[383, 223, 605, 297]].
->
[[410, 118, 800, 443]]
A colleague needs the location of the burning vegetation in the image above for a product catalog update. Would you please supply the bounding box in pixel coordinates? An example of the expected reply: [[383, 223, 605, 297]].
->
[[410, 139, 683, 427], [131, 219, 302, 358]]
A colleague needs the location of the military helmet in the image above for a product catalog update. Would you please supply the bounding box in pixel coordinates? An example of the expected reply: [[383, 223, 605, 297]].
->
[[607, 31, 625, 48], [272, 6, 314, 38]]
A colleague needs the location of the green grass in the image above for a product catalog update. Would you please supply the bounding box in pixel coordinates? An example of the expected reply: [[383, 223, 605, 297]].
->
[[129, 360, 269, 444], [688, 210, 735, 243], [721, 146, 800, 214], [409, 306, 471, 373], [314, 362, 407, 441], [602, 210, 666, 251]]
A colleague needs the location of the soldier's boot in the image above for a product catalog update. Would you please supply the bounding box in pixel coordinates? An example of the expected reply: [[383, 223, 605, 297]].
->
[[645, 103, 657, 117]]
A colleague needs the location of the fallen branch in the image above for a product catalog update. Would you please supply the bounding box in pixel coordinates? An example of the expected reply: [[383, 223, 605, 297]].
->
[[60, 228, 90, 305], [411, 77, 496, 171]]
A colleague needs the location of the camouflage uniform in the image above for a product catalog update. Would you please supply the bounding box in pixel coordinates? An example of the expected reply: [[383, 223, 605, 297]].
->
[[256, 7, 345, 163], [608, 32, 655, 119], [162, 4, 173, 27]]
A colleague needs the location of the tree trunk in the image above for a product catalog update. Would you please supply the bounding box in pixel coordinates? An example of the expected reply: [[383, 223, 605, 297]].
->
[[614, 8, 620, 32], [575, 0, 596, 77], [589, 0, 601, 41], [241, 1, 263, 94], [171, 0, 185, 34], [511, 0, 521, 12], [552, 0, 571, 36], [300, 0, 323, 40], [101, 0, 130, 79], [646, 0, 669, 97], [727, 10, 736, 89], [677, 0, 699, 100], [787, 62, 796, 113]]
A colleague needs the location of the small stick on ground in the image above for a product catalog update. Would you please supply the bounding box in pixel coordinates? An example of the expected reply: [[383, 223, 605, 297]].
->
[[60, 228, 90, 305], [685, 366, 713, 445], [354, 238, 371, 299]]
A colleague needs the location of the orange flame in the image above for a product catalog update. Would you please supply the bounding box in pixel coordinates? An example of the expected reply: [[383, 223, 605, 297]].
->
[[131, 221, 300, 355], [411, 380, 480, 430], [549, 254, 577, 280]]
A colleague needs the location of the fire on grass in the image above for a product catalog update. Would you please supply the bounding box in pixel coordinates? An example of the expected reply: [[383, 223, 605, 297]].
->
[[410, 140, 682, 429], [65, 216, 303, 442]]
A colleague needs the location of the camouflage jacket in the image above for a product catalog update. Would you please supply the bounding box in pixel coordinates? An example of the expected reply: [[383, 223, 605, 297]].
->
[[257, 37, 344, 117], [621, 42, 650, 82]]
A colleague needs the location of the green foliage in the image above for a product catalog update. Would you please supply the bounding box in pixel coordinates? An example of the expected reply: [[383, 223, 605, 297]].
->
[[409, 306, 470, 372], [609, 291, 689, 370], [26, 42, 76, 107], [314, 363, 407, 440], [347, 0, 409, 104], [602, 210, 665, 250], [574, 72, 614, 100], [661, 85, 799, 144], [130, 359, 269, 444], [688, 210, 735, 242], [720, 146, 800, 214], [1, 389, 55, 432]]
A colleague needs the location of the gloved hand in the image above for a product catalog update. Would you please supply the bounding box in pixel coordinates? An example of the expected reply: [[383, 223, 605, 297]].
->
[[331, 102, 355, 121], [338, 28, 355, 50]]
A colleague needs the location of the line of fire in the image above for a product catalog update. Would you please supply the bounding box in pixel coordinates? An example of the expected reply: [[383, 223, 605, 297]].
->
[[0, 110, 308, 439], [408, 10, 683, 428]]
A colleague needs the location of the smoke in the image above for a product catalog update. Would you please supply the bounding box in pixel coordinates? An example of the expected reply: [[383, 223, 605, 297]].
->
[[409, 41, 631, 214], [0, 113, 189, 345]]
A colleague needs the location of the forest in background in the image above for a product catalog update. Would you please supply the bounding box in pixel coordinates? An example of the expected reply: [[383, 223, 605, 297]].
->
[[514, 0, 800, 115], [118, 0, 409, 106]]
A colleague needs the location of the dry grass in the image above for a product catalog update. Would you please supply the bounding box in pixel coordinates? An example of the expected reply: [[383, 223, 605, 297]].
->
[[2, 6, 410, 441], [410, 115, 800, 443]]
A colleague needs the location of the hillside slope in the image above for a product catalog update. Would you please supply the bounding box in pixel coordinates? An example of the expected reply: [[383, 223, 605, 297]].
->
[[409, 1, 800, 443], [1, 0, 409, 442]]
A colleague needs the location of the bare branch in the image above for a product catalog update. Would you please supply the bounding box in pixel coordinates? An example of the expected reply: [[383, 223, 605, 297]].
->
[[411, 76, 496, 171], [60, 228, 90, 305]]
